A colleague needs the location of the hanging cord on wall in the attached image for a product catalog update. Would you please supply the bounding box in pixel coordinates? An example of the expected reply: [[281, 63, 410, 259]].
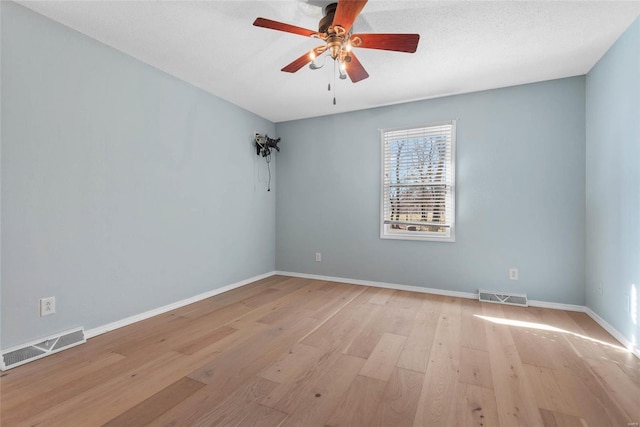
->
[[266, 153, 272, 192], [254, 133, 279, 192]]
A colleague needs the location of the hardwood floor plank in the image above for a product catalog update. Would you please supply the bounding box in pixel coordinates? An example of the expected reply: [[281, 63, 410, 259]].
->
[[413, 297, 462, 426], [459, 346, 494, 389], [539, 408, 560, 427], [305, 282, 369, 320], [1, 351, 149, 424], [325, 375, 387, 426], [268, 276, 313, 291], [22, 351, 185, 426], [396, 295, 441, 373], [369, 367, 424, 427], [343, 291, 421, 359], [187, 318, 317, 387], [585, 358, 640, 421], [509, 325, 565, 369], [460, 297, 489, 351], [553, 369, 622, 427], [381, 292, 426, 337], [225, 281, 317, 327], [539, 408, 588, 427], [149, 377, 279, 426], [102, 376, 206, 426], [172, 324, 238, 355], [258, 343, 319, 384], [360, 333, 407, 381], [241, 288, 292, 309], [453, 383, 500, 427], [110, 302, 252, 357], [263, 302, 380, 414], [368, 288, 395, 305], [278, 353, 365, 427], [481, 302, 544, 426], [522, 364, 580, 416], [300, 291, 378, 351], [552, 334, 633, 426], [0, 351, 125, 411], [233, 403, 288, 426], [191, 378, 280, 426]]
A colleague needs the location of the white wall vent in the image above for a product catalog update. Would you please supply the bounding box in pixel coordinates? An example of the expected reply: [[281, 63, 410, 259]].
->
[[479, 290, 528, 307], [1, 328, 85, 371]]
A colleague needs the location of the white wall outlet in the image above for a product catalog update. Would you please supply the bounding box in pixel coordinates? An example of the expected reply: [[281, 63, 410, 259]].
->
[[315, 252, 322, 262], [627, 295, 631, 312], [40, 297, 56, 316], [509, 268, 519, 281]]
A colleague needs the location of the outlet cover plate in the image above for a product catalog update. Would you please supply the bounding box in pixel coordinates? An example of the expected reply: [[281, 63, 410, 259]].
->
[[40, 297, 56, 316]]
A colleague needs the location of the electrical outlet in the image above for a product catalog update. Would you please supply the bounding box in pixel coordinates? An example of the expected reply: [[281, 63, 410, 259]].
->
[[509, 268, 519, 281], [627, 295, 631, 313], [40, 297, 56, 316], [315, 252, 322, 262]]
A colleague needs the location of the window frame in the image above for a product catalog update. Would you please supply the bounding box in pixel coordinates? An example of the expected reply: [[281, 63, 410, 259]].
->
[[380, 120, 456, 242]]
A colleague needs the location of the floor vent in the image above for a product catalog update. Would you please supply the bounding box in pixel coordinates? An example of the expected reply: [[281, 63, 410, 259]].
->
[[478, 290, 528, 307], [1, 328, 85, 371]]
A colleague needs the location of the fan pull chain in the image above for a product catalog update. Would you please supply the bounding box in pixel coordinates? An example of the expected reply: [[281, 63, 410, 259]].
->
[[333, 59, 337, 105]]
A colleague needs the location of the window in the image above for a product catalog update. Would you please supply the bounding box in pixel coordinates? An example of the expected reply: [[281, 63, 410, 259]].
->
[[381, 121, 456, 242]]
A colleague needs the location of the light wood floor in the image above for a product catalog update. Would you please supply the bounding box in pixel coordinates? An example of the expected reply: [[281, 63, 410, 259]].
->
[[1, 276, 639, 426]]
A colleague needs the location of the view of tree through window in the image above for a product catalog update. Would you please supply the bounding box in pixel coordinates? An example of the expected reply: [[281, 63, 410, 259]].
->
[[381, 122, 456, 241]]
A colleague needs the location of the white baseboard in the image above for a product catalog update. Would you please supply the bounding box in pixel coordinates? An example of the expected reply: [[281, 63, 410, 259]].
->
[[275, 271, 478, 300], [584, 307, 640, 358], [527, 299, 586, 312], [85, 271, 276, 339], [276, 270, 639, 360]]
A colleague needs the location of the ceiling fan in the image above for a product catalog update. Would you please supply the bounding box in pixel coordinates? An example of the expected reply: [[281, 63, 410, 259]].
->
[[253, 0, 420, 83]]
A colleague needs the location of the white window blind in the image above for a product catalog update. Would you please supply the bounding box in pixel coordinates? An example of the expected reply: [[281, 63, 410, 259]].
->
[[381, 121, 456, 242]]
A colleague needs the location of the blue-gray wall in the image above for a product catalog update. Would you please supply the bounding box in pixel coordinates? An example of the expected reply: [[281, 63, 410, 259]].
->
[[276, 77, 586, 305], [3, 2, 637, 352], [586, 17, 640, 349], [1, 2, 275, 349]]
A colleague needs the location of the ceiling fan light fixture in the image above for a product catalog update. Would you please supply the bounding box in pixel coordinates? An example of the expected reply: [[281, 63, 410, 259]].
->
[[309, 50, 326, 70], [253, 0, 420, 84], [338, 60, 347, 79]]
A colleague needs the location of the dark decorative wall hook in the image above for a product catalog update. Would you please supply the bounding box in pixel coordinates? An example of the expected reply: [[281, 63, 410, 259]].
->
[[254, 133, 281, 191]]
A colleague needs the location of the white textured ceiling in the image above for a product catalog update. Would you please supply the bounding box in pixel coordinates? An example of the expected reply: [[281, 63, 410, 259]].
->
[[18, 1, 640, 122]]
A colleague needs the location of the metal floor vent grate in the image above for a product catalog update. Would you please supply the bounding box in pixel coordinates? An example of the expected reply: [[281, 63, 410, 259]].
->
[[479, 290, 528, 307], [1, 328, 85, 371]]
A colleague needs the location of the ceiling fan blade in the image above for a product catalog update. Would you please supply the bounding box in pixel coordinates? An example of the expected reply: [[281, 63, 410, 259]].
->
[[281, 49, 319, 73], [332, 0, 368, 32], [345, 51, 369, 83], [253, 17, 317, 37], [351, 33, 420, 53]]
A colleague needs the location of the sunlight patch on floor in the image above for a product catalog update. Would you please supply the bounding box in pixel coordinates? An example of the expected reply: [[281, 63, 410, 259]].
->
[[475, 314, 630, 353]]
